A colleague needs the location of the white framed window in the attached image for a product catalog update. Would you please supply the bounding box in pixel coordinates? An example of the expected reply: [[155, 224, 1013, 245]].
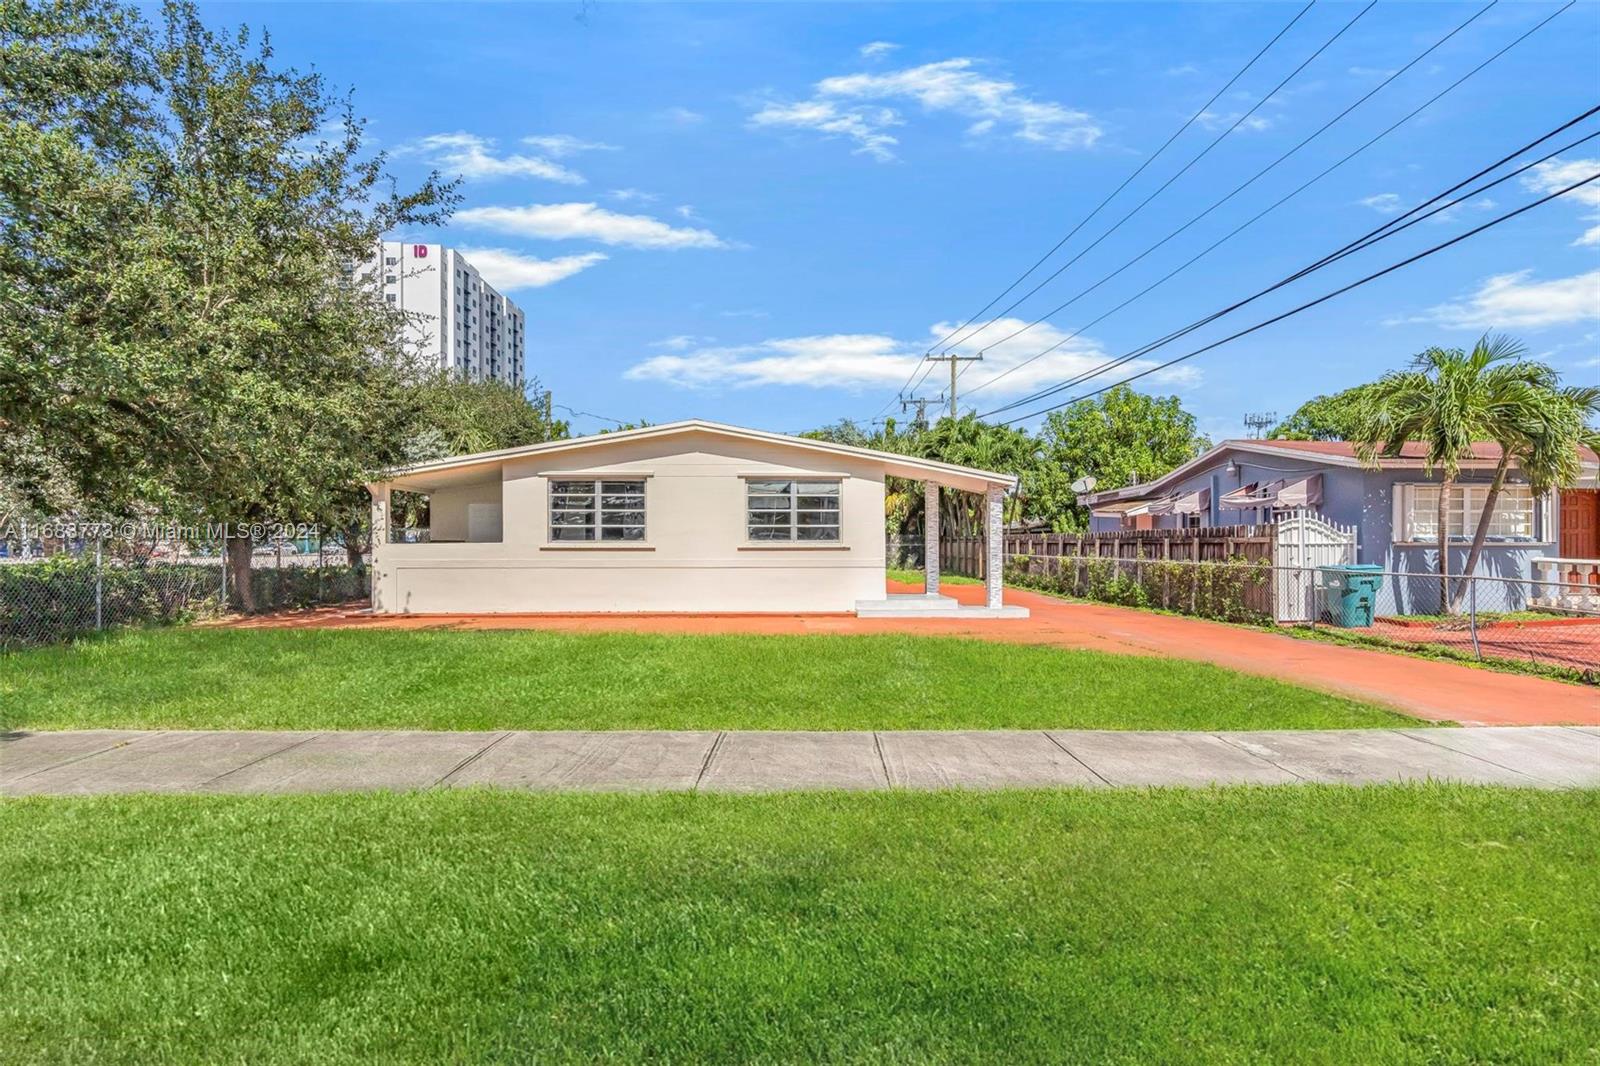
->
[[746, 479, 841, 541], [549, 479, 646, 542], [1398, 483, 1535, 542]]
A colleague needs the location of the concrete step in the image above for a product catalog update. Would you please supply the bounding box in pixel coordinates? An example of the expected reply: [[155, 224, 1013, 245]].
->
[[854, 594, 1030, 619]]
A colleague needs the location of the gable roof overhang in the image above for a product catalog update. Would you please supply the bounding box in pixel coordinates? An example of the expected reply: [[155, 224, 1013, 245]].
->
[[373, 419, 1019, 495], [1075, 438, 1595, 508]]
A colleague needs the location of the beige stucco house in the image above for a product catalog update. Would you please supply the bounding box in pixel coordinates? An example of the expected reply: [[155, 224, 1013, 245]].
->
[[367, 420, 1025, 617]]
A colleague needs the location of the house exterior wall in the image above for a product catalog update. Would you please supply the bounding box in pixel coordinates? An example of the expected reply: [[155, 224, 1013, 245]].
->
[[1086, 446, 1554, 610], [372, 430, 889, 613]]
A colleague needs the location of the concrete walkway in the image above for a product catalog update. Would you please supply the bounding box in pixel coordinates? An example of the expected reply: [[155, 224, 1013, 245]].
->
[[4, 727, 1596, 795], [224, 582, 1600, 727]]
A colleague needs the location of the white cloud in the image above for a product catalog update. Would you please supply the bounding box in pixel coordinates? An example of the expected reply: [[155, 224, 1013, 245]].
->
[[860, 41, 899, 59], [404, 132, 584, 184], [1347, 65, 1398, 78], [652, 334, 714, 351], [674, 204, 702, 220], [1359, 192, 1402, 214], [1427, 196, 1496, 225], [720, 308, 769, 319], [623, 317, 1201, 397], [608, 188, 659, 203], [1401, 270, 1600, 331], [1164, 63, 1200, 77], [660, 106, 705, 125], [750, 57, 1099, 161], [458, 248, 607, 290], [750, 100, 902, 161], [455, 202, 729, 250], [1197, 110, 1271, 134], [520, 134, 618, 157], [1521, 157, 1600, 246]]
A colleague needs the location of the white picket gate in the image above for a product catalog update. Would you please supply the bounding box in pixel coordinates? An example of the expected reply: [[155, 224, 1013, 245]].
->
[[1274, 510, 1358, 622]]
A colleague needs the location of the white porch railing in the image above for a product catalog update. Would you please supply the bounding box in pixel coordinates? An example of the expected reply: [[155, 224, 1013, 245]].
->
[[1531, 557, 1600, 613]]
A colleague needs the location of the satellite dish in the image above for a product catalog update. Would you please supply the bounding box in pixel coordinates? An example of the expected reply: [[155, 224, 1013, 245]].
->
[[1071, 475, 1097, 493]]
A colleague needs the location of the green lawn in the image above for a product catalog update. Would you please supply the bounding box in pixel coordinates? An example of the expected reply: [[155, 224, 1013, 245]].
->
[[0, 627, 1417, 732], [3, 787, 1595, 1063], [886, 566, 983, 586]]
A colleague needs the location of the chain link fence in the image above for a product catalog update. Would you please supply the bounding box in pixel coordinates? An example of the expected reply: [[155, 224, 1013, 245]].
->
[[1, 539, 369, 652], [1005, 552, 1599, 680]]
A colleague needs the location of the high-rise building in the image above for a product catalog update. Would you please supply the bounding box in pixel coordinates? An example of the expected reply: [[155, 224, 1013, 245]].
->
[[364, 241, 526, 388]]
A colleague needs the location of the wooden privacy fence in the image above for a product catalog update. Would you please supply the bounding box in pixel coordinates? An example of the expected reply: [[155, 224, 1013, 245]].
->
[[927, 526, 1278, 581], [1003, 526, 1277, 564]]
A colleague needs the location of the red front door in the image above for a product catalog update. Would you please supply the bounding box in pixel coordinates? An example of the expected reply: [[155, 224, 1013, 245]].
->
[[1560, 490, 1599, 558]]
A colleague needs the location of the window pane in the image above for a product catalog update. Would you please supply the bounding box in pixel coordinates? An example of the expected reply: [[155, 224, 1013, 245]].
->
[[796, 481, 839, 496], [551, 481, 593, 495], [747, 495, 791, 511], [550, 510, 593, 525], [796, 510, 839, 527], [601, 494, 644, 509], [748, 526, 790, 540], [797, 526, 841, 541], [600, 510, 646, 526], [1486, 486, 1533, 538], [797, 495, 839, 511], [748, 511, 790, 528], [746, 480, 792, 495], [601, 526, 646, 541], [601, 480, 645, 495], [551, 526, 593, 541]]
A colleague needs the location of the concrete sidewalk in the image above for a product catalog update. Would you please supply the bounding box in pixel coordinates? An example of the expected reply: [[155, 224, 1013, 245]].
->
[[4, 727, 1597, 795]]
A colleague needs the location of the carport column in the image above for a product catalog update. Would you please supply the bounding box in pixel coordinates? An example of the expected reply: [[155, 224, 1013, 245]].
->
[[985, 485, 1004, 609], [924, 480, 940, 596], [368, 483, 389, 611]]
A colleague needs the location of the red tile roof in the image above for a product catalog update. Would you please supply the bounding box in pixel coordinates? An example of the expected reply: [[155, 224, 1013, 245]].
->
[[1239, 440, 1598, 464]]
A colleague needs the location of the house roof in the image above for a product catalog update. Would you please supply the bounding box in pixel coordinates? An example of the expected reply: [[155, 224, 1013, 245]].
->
[[1080, 438, 1600, 506], [377, 419, 1019, 494]]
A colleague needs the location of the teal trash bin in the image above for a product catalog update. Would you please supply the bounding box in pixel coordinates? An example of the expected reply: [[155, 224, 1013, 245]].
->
[[1316, 564, 1383, 627]]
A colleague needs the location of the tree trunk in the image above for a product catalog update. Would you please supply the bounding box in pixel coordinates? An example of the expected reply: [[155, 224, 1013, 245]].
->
[[226, 533, 255, 614], [343, 522, 366, 567], [1448, 454, 1511, 614], [1437, 477, 1452, 615]]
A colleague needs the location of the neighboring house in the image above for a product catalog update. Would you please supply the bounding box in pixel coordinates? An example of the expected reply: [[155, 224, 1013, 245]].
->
[[360, 241, 527, 388], [1078, 439, 1600, 598], [367, 420, 1022, 616]]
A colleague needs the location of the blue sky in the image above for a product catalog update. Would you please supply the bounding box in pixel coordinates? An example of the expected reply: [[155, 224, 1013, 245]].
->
[[214, 1, 1597, 439]]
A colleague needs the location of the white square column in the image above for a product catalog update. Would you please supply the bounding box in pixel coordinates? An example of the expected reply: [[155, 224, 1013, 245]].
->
[[984, 485, 1004, 609], [368, 483, 390, 612], [924, 481, 941, 596]]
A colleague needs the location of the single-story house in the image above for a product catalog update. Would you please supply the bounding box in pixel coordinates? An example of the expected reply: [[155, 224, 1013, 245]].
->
[[1078, 439, 1600, 611], [367, 420, 1024, 617]]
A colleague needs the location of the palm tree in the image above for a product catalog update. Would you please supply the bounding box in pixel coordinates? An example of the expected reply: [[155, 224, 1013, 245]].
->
[[1353, 335, 1552, 613], [1462, 381, 1600, 611]]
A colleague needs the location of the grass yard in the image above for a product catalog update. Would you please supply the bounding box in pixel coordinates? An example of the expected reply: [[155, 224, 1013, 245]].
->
[[3, 786, 1596, 1063], [0, 627, 1418, 732], [886, 566, 983, 586]]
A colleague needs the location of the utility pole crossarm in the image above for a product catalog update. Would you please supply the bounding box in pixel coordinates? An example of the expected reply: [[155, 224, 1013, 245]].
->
[[924, 353, 982, 418]]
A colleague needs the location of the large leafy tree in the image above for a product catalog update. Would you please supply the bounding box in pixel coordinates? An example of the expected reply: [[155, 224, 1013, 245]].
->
[[2, 0, 457, 608], [1268, 385, 1372, 441], [1352, 335, 1585, 611], [1032, 386, 1210, 532]]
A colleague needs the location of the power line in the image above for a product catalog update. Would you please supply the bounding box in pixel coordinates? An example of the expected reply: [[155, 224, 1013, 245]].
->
[[964, 0, 1500, 364], [871, 0, 1328, 418], [921, 0, 1316, 360], [936, 0, 1380, 359], [961, 2, 1585, 405], [992, 171, 1600, 426], [975, 114, 1600, 420]]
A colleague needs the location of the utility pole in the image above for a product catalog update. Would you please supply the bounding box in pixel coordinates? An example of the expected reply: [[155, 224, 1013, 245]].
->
[[924, 353, 981, 419], [899, 393, 945, 431]]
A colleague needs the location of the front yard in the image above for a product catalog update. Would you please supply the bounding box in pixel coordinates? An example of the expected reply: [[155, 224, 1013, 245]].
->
[[0, 627, 1418, 732], [3, 786, 1596, 1063]]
